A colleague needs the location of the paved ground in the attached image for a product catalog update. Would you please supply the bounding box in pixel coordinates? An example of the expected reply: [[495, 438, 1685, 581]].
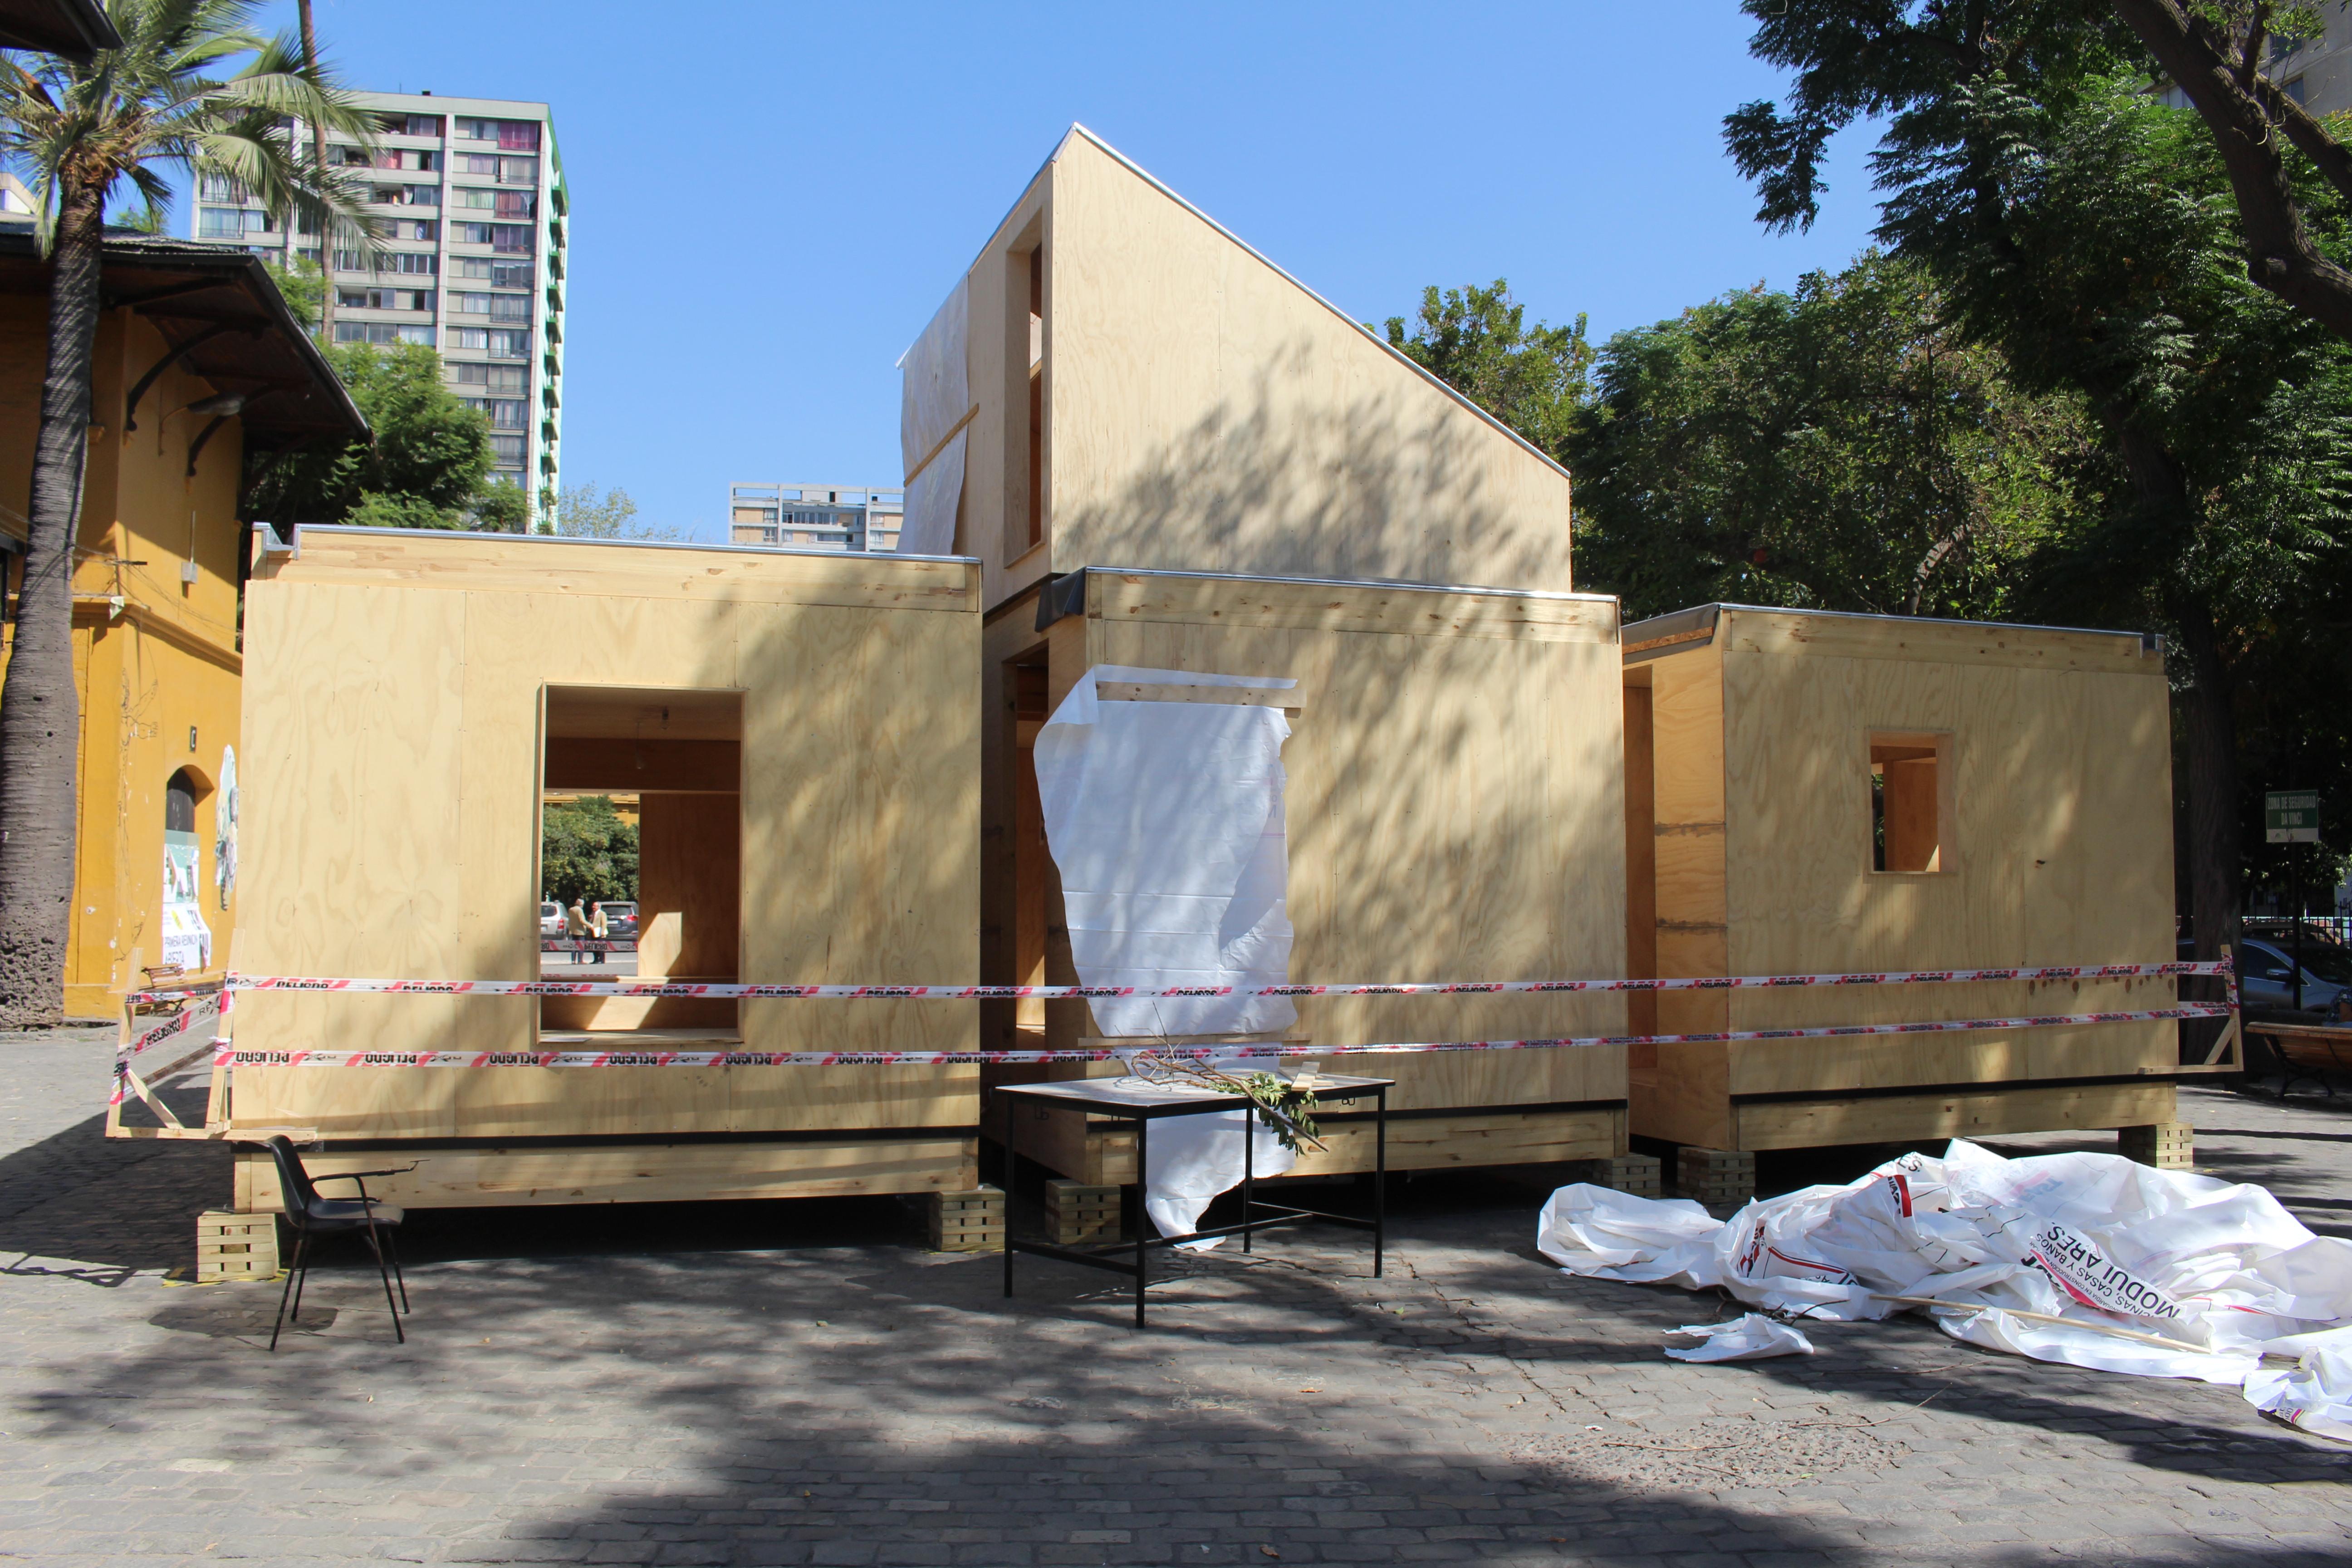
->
[[4, 1026, 2350, 1565]]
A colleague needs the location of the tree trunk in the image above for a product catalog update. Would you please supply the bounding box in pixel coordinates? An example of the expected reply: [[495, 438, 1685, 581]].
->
[[2174, 598, 2240, 961], [299, 0, 332, 344], [0, 173, 105, 1025]]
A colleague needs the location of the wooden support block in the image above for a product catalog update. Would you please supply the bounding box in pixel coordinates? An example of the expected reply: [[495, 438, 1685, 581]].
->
[[1044, 1178, 1122, 1244], [1562, 1152, 1663, 1198], [926, 1185, 1005, 1252], [2118, 1122, 2194, 1170], [1676, 1146, 1755, 1205], [195, 1210, 279, 1283]]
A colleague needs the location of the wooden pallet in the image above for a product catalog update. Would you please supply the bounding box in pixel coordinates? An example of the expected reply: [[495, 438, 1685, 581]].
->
[[1562, 1152, 1663, 1198], [1044, 1179, 1122, 1244], [1676, 1147, 1757, 1205], [196, 1210, 279, 1283], [2118, 1122, 2194, 1170], [927, 1186, 1005, 1252]]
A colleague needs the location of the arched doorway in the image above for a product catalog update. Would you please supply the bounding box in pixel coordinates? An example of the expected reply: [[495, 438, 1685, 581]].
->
[[161, 768, 211, 970]]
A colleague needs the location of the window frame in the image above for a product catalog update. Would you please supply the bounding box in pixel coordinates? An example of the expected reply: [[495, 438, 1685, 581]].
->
[[1865, 729, 1955, 877]]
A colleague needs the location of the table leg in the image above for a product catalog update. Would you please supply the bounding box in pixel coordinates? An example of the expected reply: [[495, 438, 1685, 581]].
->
[[1001, 1086, 1016, 1299], [1242, 1102, 1254, 1254], [1373, 1086, 1387, 1279], [1134, 1114, 1149, 1328]]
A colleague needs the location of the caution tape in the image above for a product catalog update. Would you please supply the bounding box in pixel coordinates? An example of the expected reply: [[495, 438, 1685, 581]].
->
[[118, 990, 228, 1062], [207, 1003, 2231, 1069], [225, 960, 2232, 1002]]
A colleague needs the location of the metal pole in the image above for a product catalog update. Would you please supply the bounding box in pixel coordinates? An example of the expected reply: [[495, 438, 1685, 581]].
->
[[2295, 850, 2306, 1014]]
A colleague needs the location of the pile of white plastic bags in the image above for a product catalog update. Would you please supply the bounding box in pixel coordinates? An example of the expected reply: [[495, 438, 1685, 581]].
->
[[1537, 1139, 2352, 1440]]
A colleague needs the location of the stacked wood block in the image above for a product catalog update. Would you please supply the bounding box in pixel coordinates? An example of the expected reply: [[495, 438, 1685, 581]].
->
[[1676, 1147, 1757, 1206], [2119, 1122, 2194, 1170], [1562, 1153, 1663, 1197], [196, 1210, 278, 1283], [1044, 1179, 1122, 1245], [927, 1186, 1005, 1252]]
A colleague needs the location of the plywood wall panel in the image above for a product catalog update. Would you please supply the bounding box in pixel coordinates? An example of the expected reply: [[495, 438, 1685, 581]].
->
[[230, 535, 984, 1148], [1070, 578, 1627, 1115]]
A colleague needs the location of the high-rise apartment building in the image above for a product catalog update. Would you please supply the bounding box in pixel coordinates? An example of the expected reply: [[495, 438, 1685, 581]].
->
[[728, 484, 903, 551], [187, 91, 568, 503]]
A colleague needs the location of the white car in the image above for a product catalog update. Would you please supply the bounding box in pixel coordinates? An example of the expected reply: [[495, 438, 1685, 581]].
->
[[539, 901, 564, 938]]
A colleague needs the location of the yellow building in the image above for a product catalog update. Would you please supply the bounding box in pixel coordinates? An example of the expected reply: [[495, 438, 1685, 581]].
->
[[0, 232, 365, 1017]]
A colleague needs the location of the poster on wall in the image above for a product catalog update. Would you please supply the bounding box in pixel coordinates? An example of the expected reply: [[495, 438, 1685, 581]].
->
[[161, 829, 212, 970], [215, 745, 238, 910]]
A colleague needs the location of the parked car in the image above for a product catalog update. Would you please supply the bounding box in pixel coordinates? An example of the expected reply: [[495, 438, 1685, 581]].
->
[[599, 901, 638, 939], [539, 900, 564, 938], [2179, 934, 2352, 1017]]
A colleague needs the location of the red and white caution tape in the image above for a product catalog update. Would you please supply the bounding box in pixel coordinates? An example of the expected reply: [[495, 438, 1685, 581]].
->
[[118, 990, 227, 1063], [209, 1002, 2231, 1070], [225, 960, 2231, 1002]]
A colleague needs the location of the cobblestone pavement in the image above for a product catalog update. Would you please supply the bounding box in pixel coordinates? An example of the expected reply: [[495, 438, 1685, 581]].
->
[[4, 1028, 2350, 1566]]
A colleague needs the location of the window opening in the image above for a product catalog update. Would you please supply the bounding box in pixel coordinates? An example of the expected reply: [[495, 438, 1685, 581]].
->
[[1026, 246, 1044, 550], [540, 687, 742, 1040], [1868, 733, 1944, 873]]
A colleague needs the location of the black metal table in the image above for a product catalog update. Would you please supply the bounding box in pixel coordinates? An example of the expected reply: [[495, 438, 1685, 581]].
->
[[996, 1073, 1393, 1327]]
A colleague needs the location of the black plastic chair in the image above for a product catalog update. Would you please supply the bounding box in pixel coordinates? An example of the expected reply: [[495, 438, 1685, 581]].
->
[[265, 1136, 412, 1351]]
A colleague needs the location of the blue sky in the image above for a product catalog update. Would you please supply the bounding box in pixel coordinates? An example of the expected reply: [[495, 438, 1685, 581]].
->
[[238, 2, 1886, 540]]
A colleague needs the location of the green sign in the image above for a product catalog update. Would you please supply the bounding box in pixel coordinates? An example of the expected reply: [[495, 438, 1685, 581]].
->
[[2267, 789, 2321, 845]]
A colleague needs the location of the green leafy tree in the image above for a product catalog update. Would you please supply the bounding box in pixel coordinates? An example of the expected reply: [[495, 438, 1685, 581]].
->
[[1725, 2, 2352, 953], [469, 476, 533, 534], [245, 340, 494, 527], [555, 481, 681, 540], [265, 255, 324, 333], [539, 797, 638, 906], [1378, 280, 1592, 459], [0, 0, 376, 1025], [1569, 251, 2090, 622], [2107, 1, 2352, 343]]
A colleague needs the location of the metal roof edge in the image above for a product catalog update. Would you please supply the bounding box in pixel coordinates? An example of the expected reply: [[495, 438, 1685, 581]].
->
[[1624, 601, 2161, 647], [299, 524, 978, 565]]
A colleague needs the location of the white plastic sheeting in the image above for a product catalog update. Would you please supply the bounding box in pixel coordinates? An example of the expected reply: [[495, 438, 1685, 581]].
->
[[1033, 666, 1296, 1040], [1664, 1313, 1817, 1362], [1119, 1081, 1300, 1247], [897, 277, 970, 555], [1537, 1141, 2352, 1432], [898, 428, 966, 557]]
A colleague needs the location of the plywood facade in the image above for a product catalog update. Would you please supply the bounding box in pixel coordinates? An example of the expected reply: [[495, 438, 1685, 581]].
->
[[227, 527, 983, 1209], [906, 125, 1577, 616], [1625, 605, 2180, 1152], [981, 568, 1630, 1184]]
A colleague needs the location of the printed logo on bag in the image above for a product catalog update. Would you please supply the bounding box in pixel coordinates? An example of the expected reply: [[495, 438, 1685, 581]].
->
[[2027, 1222, 2186, 1321]]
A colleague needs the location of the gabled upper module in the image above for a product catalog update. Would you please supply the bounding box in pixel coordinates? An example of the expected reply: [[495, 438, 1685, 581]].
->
[[899, 125, 1576, 612]]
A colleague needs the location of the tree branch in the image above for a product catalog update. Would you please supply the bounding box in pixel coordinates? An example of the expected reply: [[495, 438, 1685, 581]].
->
[[2109, 0, 2352, 342]]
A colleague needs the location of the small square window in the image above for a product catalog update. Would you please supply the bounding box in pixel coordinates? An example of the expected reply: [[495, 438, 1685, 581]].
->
[[1869, 732, 1948, 873]]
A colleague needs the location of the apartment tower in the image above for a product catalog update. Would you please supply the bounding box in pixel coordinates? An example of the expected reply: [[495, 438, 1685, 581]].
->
[[189, 91, 568, 505]]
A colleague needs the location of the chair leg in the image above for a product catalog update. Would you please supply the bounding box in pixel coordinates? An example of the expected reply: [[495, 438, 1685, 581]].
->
[[363, 1219, 404, 1345], [383, 1224, 409, 1313], [289, 1234, 313, 1323], [270, 1233, 307, 1352]]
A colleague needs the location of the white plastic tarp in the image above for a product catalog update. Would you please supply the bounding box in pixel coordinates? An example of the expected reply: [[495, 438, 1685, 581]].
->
[[1032, 666, 1296, 1040], [1125, 1080, 1299, 1247], [1536, 1141, 2352, 1432], [896, 277, 969, 556], [1664, 1313, 1817, 1362]]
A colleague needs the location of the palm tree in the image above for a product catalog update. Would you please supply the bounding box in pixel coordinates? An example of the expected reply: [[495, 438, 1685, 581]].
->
[[0, 0, 377, 1024]]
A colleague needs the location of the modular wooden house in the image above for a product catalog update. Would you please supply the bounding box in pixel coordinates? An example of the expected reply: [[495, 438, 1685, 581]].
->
[[902, 127, 1630, 1184], [223, 527, 982, 1211], [1623, 604, 2181, 1176]]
